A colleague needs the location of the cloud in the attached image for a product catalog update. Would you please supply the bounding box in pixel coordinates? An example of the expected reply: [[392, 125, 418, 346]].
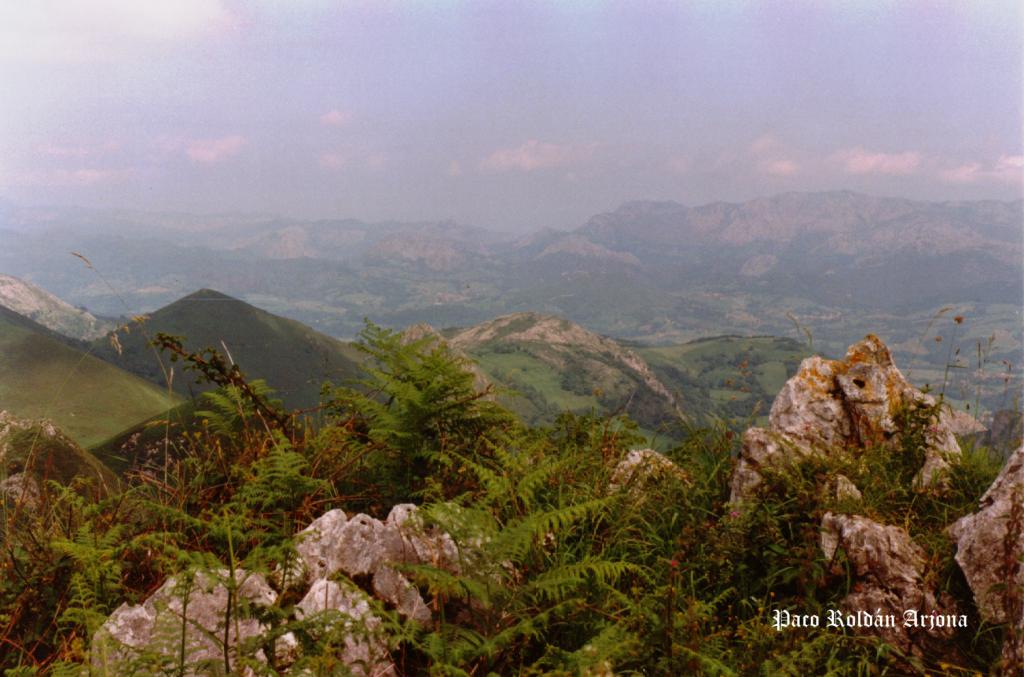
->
[[186, 135, 247, 164], [992, 155, 1024, 184], [37, 141, 121, 158], [365, 153, 386, 172], [1, 167, 130, 187], [939, 162, 983, 184], [481, 140, 578, 172], [319, 152, 347, 170], [0, 1, 236, 63], [747, 135, 800, 176], [665, 156, 690, 174], [764, 159, 800, 176], [447, 160, 463, 177], [835, 147, 921, 176], [940, 155, 1023, 185], [320, 109, 352, 127], [749, 134, 783, 156]]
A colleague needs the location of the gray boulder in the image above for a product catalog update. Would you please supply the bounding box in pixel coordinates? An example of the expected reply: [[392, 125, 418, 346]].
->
[[295, 579, 396, 676], [608, 448, 689, 493], [821, 513, 959, 655], [730, 335, 961, 502], [295, 504, 459, 623], [948, 445, 1024, 670], [91, 503, 462, 674], [91, 569, 276, 676]]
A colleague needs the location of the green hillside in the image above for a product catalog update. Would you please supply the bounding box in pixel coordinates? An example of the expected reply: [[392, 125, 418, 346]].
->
[[445, 313, 810, 434], [0, 306, 180, 448], [639, 335, 810, 426], [92, 289, 365, 410], [445, 313, 681, 433], [89, 400, 201, 475]]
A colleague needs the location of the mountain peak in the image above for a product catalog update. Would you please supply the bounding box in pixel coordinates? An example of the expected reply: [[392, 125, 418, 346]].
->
[[181, 288, 238, 302]]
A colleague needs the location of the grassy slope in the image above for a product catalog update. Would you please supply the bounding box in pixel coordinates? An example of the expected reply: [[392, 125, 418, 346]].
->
[[638, 335, 810, 425], [471, 348, 603, 423], [460, 319, 810, 431], [0, 306, 180, 448], [89, 400, 200, 475], [91, 289, 365, 410]]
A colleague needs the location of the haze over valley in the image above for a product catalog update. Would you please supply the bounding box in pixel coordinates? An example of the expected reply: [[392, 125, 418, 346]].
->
[[2, 190, 1020, 419]]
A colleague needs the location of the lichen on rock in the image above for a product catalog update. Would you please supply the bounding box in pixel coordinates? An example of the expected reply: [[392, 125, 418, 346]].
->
[[730, 334, 961, 503]]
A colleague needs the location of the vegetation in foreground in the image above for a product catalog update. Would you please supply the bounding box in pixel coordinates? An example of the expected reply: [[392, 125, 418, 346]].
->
[[0, 323, 1012, 675]]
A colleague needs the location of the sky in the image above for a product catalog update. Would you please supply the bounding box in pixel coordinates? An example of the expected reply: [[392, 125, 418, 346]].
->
[[1, 0, 1022, 232]]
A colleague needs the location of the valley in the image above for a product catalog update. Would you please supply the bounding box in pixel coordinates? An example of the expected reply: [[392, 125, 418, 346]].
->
[[3, 192, 1019, 418]]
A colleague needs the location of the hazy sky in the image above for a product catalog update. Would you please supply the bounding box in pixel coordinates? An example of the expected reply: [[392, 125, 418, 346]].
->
[[1, 1, 1022, 231]]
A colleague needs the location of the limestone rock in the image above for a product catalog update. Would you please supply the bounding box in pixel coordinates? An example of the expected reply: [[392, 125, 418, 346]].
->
[[831, 474, 862, 502], [91, 569, 276, 675], [92, 504, 462, 674], [295, 579, 396, 677], [384, 503, 461, 573], [294, 504, 458, 625], [943, 408, 986, 438], [730, 335, 961, 502], [372, 566, 432, 624], [295, 508, 351, 583], [948, 445, 1024, 668], [608, 448, 689, 492], [821, 513, 958, 655]]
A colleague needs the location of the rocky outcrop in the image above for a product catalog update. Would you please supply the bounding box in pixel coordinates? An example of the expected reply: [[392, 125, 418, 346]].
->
[[92, 570, 277, 675], [820, 513, 959, 656], [948, 445, 1024, 670], [0, 274, 111, 340], [608, 448, 689, 493], [730, 335, 961, 502], [91, 504, 459, 674], [0, 411, 116, 507], [295, 504, 459, 624], [295, 579, 396, 676], [447, 312, 681, 415]]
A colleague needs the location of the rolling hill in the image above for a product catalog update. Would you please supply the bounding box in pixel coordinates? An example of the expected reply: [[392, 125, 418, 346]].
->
[[638, 335, 811, 425], [91, 289, 365, 409], [0, 305, 180, 448], [435, 313, 811, 432]]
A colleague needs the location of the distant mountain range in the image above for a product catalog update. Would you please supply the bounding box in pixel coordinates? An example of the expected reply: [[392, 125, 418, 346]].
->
[[1, 191, 1020, 413]]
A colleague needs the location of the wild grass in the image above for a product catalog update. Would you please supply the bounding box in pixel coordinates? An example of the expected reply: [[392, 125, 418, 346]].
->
[[0, 317, 1017, 674]]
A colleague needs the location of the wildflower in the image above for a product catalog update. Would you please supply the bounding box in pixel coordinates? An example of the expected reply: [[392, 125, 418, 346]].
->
[[729, 510, 740, 519]]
